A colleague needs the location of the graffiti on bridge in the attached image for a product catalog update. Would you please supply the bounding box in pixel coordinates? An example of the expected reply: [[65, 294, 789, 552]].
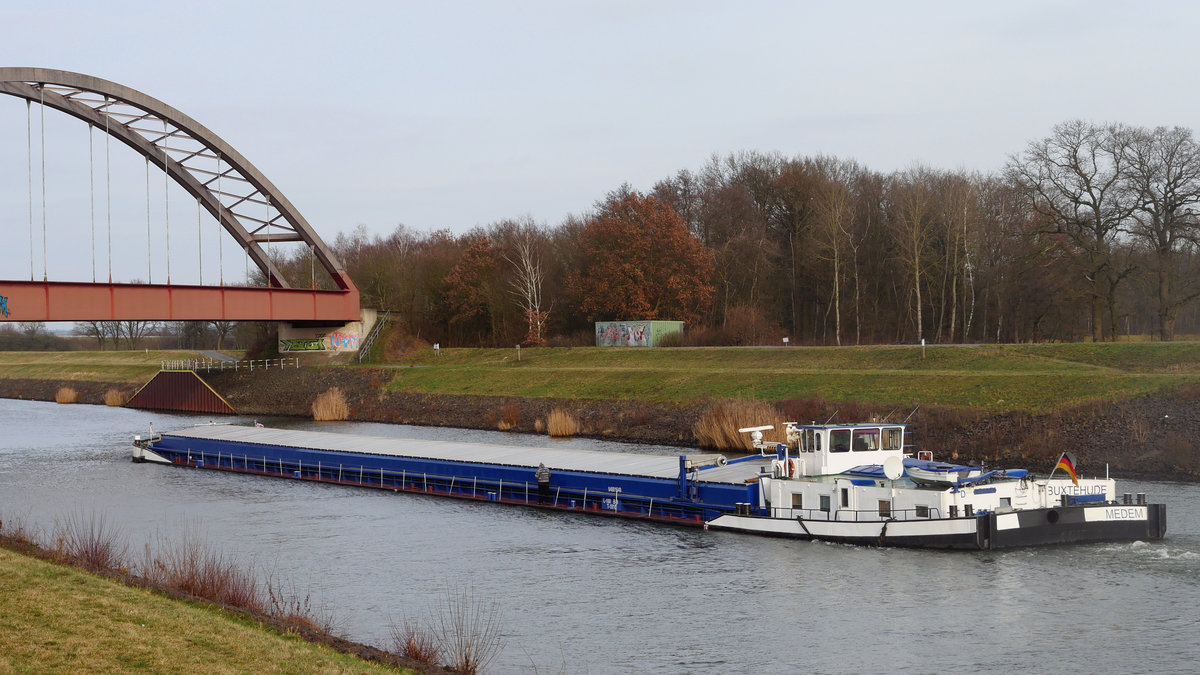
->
[[0, 295, 8, 318], [279, 338, 325, 352], [328, 331, 359, 350]]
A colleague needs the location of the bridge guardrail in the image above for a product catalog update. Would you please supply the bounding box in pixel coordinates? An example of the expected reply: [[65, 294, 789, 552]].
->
[[161, 357, 300, 372]]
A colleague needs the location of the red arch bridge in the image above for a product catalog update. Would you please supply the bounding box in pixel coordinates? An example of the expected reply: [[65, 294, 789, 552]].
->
[[0, 68, 361, 335]]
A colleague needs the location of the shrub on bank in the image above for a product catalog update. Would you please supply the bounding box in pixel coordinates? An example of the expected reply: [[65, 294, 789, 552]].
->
[[495, 402, 521, 431], [103, 388, 126, 406], [51, 511, 128, 573], [55, 387, 79, 404], [393, 586, 504, 675], [312, 387, 349, 421], [391, 616, 442, 666]]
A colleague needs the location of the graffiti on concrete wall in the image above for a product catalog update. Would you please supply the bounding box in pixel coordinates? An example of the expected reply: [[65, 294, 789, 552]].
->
[[328, 331, 359, 350], [279, 338, 325, 352], [0, 295, 8, 318], [596, 322, 650, 347]]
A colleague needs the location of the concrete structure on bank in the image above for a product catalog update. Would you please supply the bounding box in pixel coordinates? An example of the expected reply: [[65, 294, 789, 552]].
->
[[595, 320, 683, 347], [278, 309, 378, 353]]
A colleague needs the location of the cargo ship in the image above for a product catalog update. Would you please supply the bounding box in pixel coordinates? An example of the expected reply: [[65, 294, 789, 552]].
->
[[133, 421, 1165, 550]]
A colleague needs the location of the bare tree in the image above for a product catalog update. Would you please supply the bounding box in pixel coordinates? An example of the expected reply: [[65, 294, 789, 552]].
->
[[501, 219, 550, 346], [938, 172, 979, 343], [812, 159, 859, 345], [1008, 120, 1138, 341], [1121, 125, 1200, 340], [889, 166, 941, 343], [74, 322, 106, 349], [211, 320, 236, 350], [74, 321, 121, 349], [18, 321, 45, 338], [120, 321, 157, 349]]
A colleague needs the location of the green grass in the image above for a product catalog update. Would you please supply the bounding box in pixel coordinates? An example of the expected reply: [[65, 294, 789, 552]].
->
[[0, 546, 412, 674], [382, 344, 1200, 412], [7, 343, 1199, 413], [0, 350, 202, 383], [998, 342, 1200, 372]]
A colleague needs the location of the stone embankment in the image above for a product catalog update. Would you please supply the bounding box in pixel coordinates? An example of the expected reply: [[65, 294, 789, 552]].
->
[[3, 367, 1196, 481]]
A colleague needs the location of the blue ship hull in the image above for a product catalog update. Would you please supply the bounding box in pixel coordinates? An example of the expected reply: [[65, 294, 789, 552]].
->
[[135, 425, 762, 526]]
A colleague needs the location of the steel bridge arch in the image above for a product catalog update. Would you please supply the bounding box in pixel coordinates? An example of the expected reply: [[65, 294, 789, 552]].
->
[[0, 67, 354, 292]]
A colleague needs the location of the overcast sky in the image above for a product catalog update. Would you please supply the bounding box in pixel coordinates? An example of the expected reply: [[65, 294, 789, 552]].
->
[[3, 1, 1200, 285]]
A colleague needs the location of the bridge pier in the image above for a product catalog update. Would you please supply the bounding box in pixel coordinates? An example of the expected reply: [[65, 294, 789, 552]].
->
[[277, 308, 378, 355]]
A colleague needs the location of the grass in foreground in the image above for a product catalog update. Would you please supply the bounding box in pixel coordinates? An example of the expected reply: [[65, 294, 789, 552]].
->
[[381, 343, 1200, 413], [0, 545, 411, 675]]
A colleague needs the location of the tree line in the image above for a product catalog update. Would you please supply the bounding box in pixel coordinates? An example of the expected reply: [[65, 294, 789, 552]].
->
[[254, 120, 1200, 348]]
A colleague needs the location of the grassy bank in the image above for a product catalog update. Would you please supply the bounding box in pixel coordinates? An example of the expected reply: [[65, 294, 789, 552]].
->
[[0, 545, 411, 674], [5, 342, 1200, 414], [0, 350, 198, 384], [382, 343, 1200, 413]]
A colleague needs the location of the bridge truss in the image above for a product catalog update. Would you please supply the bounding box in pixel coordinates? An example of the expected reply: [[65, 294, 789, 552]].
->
[[0, 67, 359, 322]]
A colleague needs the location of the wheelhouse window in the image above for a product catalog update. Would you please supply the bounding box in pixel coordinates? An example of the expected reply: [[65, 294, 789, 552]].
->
[[882, 427, 903, 451], [830, 429, 851, 452], [801, 429, 821, 453], [878, 500, 891, 517], [852, 428, 879, 451]]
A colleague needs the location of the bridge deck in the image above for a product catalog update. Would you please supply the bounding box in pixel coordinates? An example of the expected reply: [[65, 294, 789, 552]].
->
[[0, 280, 359, 322]]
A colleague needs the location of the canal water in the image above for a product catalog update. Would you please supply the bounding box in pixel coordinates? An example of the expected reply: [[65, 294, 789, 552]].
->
[[2, 398, 1199, 673]]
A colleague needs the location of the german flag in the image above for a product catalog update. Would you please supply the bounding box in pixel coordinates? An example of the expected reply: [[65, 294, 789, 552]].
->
[[1055, 452, 1079, 487]]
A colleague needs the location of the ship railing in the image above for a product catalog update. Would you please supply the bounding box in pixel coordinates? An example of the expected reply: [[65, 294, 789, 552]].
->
[[788, 506, 943, 522], [173, 448, 722, 522]]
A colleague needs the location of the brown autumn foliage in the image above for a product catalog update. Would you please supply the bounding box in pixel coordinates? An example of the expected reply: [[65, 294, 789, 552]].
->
[[568, 190, 715, 324], [257, 122, 1200, 349], [441, 234, 507, 346]]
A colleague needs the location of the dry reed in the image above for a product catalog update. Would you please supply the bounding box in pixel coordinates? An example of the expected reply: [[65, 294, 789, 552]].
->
[[546, 409, 580, 437], [312, 387, 349, 421], [693, 398, 786, 451], [103, 388, 126, 407], [55, 387, 79, 404]]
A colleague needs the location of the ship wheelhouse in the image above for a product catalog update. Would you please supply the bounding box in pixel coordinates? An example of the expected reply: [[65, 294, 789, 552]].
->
[[787, 422, 906, 476]]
